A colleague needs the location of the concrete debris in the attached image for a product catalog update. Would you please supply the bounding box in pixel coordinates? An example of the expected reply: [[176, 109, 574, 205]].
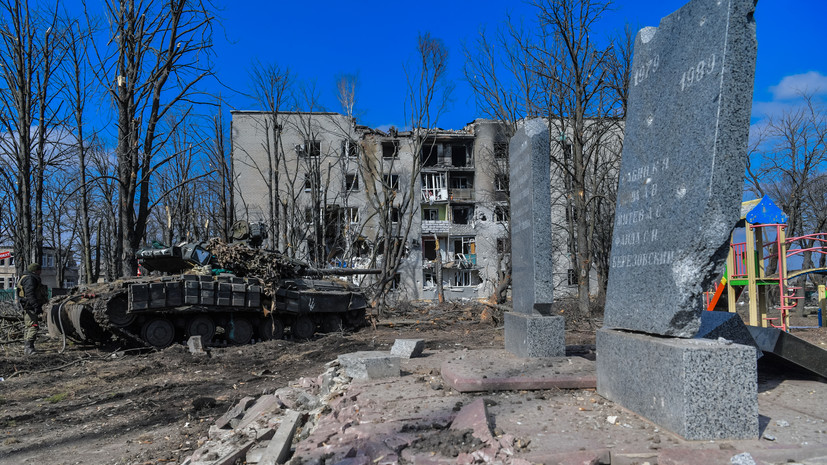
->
[[182, 359, 353, 465], [730, 452, 758, 465], [188, 335, 208, 355], [181, 347, 827, 465], [338, 351, 401, 380], [257, 410, 303, 465], [390, 338, 425, 358], [450, 399, 494, 443], [214, 396, 256, 429]]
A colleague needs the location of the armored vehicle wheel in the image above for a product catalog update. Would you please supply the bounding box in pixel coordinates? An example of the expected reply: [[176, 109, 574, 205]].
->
[[141, 318, 176, 348], [319, 314, 343, 333], [106, 295, 135, 328], [291, 315, 315, 340], [257, 315, 284, 341], [187, 316, 216, 344], [228, 317, 253, 345]]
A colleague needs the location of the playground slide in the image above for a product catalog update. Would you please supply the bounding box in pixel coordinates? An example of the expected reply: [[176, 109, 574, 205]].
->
[[748, 326, 827, 379], [706, 280, 727, 311]]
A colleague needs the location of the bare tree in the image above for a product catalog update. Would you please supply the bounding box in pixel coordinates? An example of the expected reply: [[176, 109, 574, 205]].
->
[[62, 15, 96, 283], [0, 0, 64, 275], [89, 0, 216, 276], [746, 93, 827, 285], [206, 101, 233, 241], [246, 61, 292, 249], [366, 33, 453, 307], [463, 1, 626, 315]]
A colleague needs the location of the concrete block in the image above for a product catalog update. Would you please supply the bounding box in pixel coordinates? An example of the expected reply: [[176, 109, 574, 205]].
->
[[450, 398, 493, 443], [504, 312, 564, 358], [597, 328, 758, 440], [338, 351, 401, 380], [390, 339, 425, 358], [236, 395, 281, 430], [258, 410, 303, 465], [214, 396, 256, 429], [187, 335, 207, 355]]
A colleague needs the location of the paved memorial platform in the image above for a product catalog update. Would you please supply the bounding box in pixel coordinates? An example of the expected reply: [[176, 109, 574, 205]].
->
[[440, 349, 595, 392]]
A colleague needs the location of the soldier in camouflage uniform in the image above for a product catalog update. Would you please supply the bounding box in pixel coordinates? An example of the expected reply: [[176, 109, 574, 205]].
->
[[18, 263, 48, 355]]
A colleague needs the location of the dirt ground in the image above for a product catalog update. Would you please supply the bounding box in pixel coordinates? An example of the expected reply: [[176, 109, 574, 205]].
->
[[0, 304, 824, 465]]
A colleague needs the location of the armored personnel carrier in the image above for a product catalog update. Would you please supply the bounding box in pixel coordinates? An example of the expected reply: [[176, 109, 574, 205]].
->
[[47, 222, 378, 348]]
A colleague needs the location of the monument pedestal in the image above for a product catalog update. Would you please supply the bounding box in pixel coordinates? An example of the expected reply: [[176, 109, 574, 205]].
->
[[596, 328, 758, 440], [504, 312, 564, 358]]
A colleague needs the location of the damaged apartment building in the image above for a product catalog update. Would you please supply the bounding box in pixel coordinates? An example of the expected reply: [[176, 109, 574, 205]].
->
[[232, 111, 596, 302]]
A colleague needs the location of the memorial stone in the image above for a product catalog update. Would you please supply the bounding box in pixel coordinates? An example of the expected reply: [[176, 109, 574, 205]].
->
[[598, 0, 759, 441], [504, 119, 564, 357], [602, 0, 757, 337], [508, 118, 554, 316]]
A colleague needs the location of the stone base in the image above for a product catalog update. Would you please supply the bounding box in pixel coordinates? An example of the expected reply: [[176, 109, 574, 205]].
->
[[338, 351, 401, 380], [504, 312, 564, 358], [596, 328, 758, 440]]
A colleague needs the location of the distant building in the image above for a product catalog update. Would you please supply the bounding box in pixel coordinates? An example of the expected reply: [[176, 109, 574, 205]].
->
[[232, 111, 617, 301], [0, 246, 79, 290]]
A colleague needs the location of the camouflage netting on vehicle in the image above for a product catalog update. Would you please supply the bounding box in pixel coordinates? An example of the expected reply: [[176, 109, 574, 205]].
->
[[205, 239, 306, 284]]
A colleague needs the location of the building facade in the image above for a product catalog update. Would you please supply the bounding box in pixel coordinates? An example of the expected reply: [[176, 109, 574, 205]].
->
[[232, 111, 614, 302], [0, 246, 80, 291]]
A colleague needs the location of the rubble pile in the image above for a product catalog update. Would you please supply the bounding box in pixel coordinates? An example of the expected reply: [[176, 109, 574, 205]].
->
[[182, 345, 533, 465], [182, 359, 351, 465]]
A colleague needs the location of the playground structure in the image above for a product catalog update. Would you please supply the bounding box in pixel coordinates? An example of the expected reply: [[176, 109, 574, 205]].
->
[[706, 197, 827, 331]]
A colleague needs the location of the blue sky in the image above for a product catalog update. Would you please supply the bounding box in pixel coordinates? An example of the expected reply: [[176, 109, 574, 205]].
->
[[212, 0, 827, 131]]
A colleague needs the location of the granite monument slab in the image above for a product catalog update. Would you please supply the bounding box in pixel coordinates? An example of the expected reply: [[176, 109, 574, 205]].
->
[[505, 118, 564, 357], [508, 118, 554, 316], [603, 0, 757, 337]]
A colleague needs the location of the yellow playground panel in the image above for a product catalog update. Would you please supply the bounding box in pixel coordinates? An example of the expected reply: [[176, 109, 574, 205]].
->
[[706, 197, 827, 331]]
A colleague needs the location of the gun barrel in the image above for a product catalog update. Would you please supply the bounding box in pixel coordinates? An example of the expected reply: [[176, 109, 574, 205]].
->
[[305, 268, 383, 276]]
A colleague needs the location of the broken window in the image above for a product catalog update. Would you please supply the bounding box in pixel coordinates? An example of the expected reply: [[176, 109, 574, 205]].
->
[[453, 237, 476, 261], [303, 174, 313, 192], [494, 206, 509, 223], [453, 270, 473, 287], [423, 208, 439, 221], [567, 268, 579, 286], [494, 142, 508, 159], [494, 174, 508, 192], [421, 172, 447, 202], [423, 271, 436, 289], [496, 237, 510, 255], [422, 237, 437, 260], [451, 144, 469, 167], [452, 206, 473, 225], [389, 207, 400, 224], [344, 207, 359, 224], [383, 174, 400, 190], [421, 141, 438, 166], [341, 140, 358, 159], [450, 174, 473, 189], [344, 174, 359, 192], [299, 139, 321, 157], [382, 140, 399, 159]]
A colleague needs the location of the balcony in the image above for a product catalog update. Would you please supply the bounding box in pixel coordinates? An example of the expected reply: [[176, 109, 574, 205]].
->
[[449, 188, 475, 202], [421, 188, 448, 203], [421, 220, 450, 234]]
